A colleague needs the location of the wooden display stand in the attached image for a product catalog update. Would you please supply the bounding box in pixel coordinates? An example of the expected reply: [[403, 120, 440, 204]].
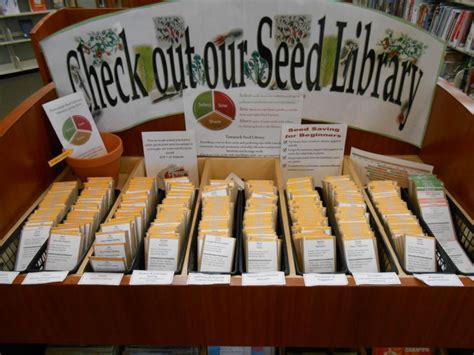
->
[[0, 6, 473, 349]]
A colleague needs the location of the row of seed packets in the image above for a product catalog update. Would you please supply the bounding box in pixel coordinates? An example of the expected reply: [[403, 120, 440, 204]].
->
[[89, 177, 157, 272], [44, 177, 115, 271], [323, 175, 380, 273], [408, 174, 473, 273], [243, 179, 281, 273], [368, 180, 436, 272], [145, 177, 195, 271], [15, 181, 79, 271], [286, 177, 336, 273], [197, 179, 238, 273]]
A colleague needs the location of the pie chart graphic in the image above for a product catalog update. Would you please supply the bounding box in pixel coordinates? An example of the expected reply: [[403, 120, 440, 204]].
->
[[193, 91, 236, 130], [62, 115, 93, 146]]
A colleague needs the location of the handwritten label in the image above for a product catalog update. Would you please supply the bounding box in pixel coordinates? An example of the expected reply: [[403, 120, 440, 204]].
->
[[414, 273, 463, 287], [22, 271, 68, 285], [303, 273, 348, 286], [353, 272, 401, 285], [187, 273, 231, 285], [78, 272, 123, 286], [130, 270, 174, 285], [0, 271, 20, 284], [241, 271, 286, 286]]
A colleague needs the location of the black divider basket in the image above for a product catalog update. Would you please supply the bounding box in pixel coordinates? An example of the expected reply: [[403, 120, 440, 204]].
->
[[188, 190, 243, 275], [240, 193, 290, 275], [326, 189, 398, 274], [138, 189, 198, 275], [26, 189, 122, 274], [448, 195, 474, 274], [84, 188, 173, 274], [0, 227, 21, 271], [286, 187, 348, 275], [367, 188, 455, 274], [398, 188, 464, 274]]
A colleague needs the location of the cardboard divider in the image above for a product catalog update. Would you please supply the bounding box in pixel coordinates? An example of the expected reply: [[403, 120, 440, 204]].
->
[[365, 186, 453, 274], [188, 190, 244, 275], [343, 157, 404, 275], [0, 157, 144, 273], [286, 187, 349, 275], [184, 157, 295, 276], [25, 188, 121, 274]]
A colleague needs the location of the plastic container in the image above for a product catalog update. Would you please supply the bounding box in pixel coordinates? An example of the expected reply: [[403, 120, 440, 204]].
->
[[65, 132, 123, 182]]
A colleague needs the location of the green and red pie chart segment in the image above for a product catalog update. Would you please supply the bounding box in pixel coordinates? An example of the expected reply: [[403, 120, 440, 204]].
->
[[193, 91, 236, 130], [62, 115, 93, 146]]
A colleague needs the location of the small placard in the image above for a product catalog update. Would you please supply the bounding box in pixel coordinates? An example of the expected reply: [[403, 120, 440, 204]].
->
[[22, 271, 68, 285], [344, 239, 379, 272], [304, 273, 348, 286], [200, 235, 236, 273], [147, 238, 179, 271], [0, 271, 20, 285], [405, 236, 436, 273], [187, 273, 231, 285], [414, 273, 463, 287], [130, 270, 174, 285], [353, 272, 401, 285], [247, 240, 278, 273], [78, 272, 123, 286], [303, 238, 336, 273], [241, 271, 286, 286]]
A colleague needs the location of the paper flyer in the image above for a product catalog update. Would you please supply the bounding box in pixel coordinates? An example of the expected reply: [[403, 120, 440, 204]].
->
[[142, 131, 199, 188], [350, 148, 433, 187], [184, 89, 302, 156], [42, 92, 107, 159], [280, 124, 347, 187]]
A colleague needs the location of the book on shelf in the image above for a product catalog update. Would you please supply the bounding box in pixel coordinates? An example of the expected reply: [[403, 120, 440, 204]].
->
[[28, 0, 47, 11], [0, 0, 20, 15], [19, 19, 34, 38], [354, 1, 474, 55]]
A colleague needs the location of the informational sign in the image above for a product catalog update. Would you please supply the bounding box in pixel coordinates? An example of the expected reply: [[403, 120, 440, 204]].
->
[[142, 131, 199, 187], [280, 124, 347, 186], [350, 148, 433, 187], [43, 92, 107, 158], [184, 89, 302, 156], [41, 0, 444, 146]]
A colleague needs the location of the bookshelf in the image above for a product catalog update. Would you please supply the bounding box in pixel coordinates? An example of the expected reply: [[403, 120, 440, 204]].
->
[[353, 1, 473, 97], [0, 0, 55, 76]]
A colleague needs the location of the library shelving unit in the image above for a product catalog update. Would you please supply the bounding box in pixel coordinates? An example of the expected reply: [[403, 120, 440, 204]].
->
[[0, 0, 56, 76], [0, 6, 473, 349]]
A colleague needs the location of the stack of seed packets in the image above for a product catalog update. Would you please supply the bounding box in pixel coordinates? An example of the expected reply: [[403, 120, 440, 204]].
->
[[15, 181, 79, 271], [409, 174, 473, 273], [90, 177, 157, 272], [198, 179, 238, 273], [323, 175, 380, 273], [243, 180, 281, 273], [145, 177, 194, 271], [44, 177, 115, 271], [368, 180, 436, 272], [286, 177, 336, 273]]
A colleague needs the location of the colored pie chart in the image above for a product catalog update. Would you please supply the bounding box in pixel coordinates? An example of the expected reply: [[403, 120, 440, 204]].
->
[[62, 115, 93, 146], [193, 91, 236, 130]]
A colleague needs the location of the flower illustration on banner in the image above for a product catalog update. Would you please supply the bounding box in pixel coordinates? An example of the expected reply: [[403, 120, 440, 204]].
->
[[244, 51, 269, 84], [76, 28, 123, 66], [274, 15, 312, 47], [378, 29, 427, 64], [153, 16, 185, 46], [188, 54, 208, 86]]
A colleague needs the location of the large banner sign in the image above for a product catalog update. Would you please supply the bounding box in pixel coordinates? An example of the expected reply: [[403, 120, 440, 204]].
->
[[41, 0, 445, 146]]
